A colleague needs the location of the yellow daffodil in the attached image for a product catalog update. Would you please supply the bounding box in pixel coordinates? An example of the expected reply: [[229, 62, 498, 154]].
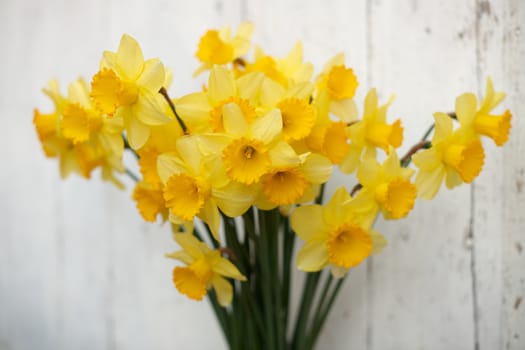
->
[[239, 42, 313, 87], [176, 66, 264, 133], [413, 113, 485, 199], [259, 77, 315, 142], [315, 53, 359, 122], [353, 150, 416, 224], [91, 34, 171, 149], [194, 22, 254, 76], [256, 153, 332, 209], [34, 80, 124, 183], [341, 88, 403, 174], [214, 103, 299, 185], [158, 135, 255, 239], [167, 233, 246, 306], [455, 77, 512, 146], [132, 181, 167, 222], [290, 187, 386, 278]]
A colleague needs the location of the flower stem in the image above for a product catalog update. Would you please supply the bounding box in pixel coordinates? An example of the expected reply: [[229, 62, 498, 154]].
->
[[158, 87, 188, 134]]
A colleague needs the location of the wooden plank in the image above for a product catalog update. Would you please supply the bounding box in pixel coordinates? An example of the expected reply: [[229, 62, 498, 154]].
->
[[242, 0, 369, 348], [472, 1, 525, 349], [499, 1, 525, 349], [367, 1, 478, 349]]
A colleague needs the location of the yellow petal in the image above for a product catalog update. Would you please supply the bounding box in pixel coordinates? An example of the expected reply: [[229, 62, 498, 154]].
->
[[222, 103, 248, 137], [455, 93, 478, 125], [176, 136, 202, 173], [296, 241, 329, 272], [209, 66, 236, 103], [330, 99, 358, 122], [124, 111, 150, 149], [165, 250, 193, 264], [415, 167, 445, 200], [357, 158, 381, 187], [251, 109, 282, 144], [237, 72, 264, 103], [137, 59, 165, 91], [213, 258, 246, 281], [290, 205, 327, 241], [173, 233, 205, 260], [214, 181, 255, 215], [199, 199, 221, 241], [323, 187, 352, 226], [433, 112, 453, 144], [301, 153, 332, 184], [134, 91, 172, 125], [116, 34, 144, 81], [211, 275, 233, 307]]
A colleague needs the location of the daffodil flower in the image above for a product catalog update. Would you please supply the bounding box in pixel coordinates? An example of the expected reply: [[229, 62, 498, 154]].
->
[[412, 113, 485, 199], [353, 150, 416, 225], [239, 42, 313, 87], [90, 34, 171, 149], [341, 88, 403, 174], [290, 187, 386, 278], [158, 135, 255, 239], [315, 53, 359, 122], [455, 77, 512, 146], [194, 22, 254, 76], [176, 66, 264, 133], [167, 233, 246, 306]]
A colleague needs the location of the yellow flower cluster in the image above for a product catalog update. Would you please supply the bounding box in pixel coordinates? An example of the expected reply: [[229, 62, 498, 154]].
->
[[34, 23, 512, 305]]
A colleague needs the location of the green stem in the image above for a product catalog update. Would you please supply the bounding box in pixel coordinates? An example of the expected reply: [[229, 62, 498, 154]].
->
[[125, 168, 139, 182], [159, 87, 188, 134], [292, 271, 321, 350], [306, 277, 346, 350]]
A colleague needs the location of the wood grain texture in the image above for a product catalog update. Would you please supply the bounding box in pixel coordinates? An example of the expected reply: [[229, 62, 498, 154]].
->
[[0, 0, 523, 349]]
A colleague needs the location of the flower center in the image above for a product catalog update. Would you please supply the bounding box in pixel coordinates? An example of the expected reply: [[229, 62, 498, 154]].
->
[[366, 119, 403, 152], [277, 98, 314, 141], [222, 137, 271, 184], [322, 121, 350, 164], [473, 110, 512, 146], [90, 68, 138, 115], [163, 173, 210, 220], [326, 65, 358, 100], [326, 223, 372, 269], [196, 30, 234, 64], [262, 167, 308, 205], [375, 178, 417, 219], [443, 140, 485, 183], [61, 103, 103, 144], [172, 263, 209, 301]]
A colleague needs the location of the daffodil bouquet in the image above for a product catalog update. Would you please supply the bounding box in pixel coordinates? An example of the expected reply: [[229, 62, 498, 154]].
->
[[33, 23, 512, 350]]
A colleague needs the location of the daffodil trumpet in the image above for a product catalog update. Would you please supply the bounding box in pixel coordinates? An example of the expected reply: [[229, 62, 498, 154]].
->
[[33, 23, 511, 350]]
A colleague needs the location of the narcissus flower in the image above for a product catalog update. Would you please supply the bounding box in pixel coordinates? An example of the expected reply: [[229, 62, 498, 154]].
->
[[167, 233, 246, 306], [257, 153, 332, 209], [353, 150, 416, 224], [194, 22, 254, 76], [290, 187, 386, 278], [91, 34, 171, 149], [176, 66, 263, 133], [239, 42, 313, 87], [158, 135, 255, 238], [315, 53, 359, 122], [413, 113, 485, 199], [341, 88, 403, 174], [455, 77, 511, 146], [132, 181, 167, 222]]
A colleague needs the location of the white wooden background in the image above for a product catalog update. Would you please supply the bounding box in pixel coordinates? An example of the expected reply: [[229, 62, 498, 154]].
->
[[1, 0, 524, 349]]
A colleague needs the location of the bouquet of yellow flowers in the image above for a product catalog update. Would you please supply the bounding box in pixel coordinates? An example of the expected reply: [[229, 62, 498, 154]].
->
[[33, 23, 511, 350]]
